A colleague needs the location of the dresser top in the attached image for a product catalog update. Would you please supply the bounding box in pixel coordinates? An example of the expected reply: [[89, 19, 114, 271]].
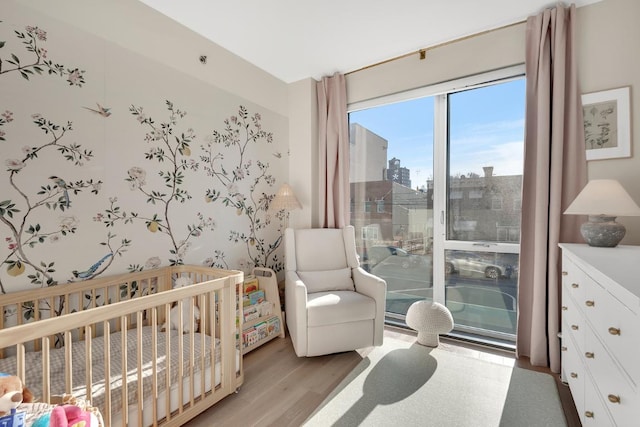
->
[[559, 243, 640, 300]]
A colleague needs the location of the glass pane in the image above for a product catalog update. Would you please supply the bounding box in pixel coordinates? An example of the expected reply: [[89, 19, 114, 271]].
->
[[445, 249, 519, 336], [447, 80, 524, 243], [445, 78, 524, 342], [349, 97, 434, 319]]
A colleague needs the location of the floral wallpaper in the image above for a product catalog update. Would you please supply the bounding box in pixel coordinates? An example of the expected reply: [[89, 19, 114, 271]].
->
[[0, 7, 288, 295]]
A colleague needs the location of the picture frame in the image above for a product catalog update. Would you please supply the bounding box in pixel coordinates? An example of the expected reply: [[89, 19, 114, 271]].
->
[[582, 86, 631, 161]]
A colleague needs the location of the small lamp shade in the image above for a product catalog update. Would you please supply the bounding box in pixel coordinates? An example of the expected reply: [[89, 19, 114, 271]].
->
[[564, 179, 640, 247], [270, 183, 302, 212]]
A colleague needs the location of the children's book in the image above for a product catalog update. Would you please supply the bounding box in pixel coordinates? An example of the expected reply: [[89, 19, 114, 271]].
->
[[243, 275, 259, 294], [248, 289, 265, 305]]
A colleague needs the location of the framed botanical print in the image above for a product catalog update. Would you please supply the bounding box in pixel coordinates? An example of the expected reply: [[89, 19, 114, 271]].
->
[[582, 86, 631, 161]]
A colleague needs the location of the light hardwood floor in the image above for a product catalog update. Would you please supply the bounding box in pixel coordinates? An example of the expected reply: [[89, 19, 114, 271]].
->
[[184, 328, 579, 427]]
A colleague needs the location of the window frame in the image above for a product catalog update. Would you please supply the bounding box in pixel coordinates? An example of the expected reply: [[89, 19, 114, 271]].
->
[[347, 65, 525, 342]]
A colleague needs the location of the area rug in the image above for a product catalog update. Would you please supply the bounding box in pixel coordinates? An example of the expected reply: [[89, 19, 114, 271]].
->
[[304, 337, 567, 427]]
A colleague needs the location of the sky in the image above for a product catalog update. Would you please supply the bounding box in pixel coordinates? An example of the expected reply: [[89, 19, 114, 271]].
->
[[349, 78, 526, 189]]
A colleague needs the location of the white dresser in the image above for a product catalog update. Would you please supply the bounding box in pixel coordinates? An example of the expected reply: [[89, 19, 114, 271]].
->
[[559, 243, 640, 426]]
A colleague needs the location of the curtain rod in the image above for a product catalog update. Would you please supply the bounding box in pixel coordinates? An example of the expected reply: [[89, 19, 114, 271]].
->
[[345, 19, 526, 76]]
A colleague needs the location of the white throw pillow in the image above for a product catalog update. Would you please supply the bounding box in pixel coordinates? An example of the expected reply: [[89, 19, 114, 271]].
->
[[298, 268, 354, 293]]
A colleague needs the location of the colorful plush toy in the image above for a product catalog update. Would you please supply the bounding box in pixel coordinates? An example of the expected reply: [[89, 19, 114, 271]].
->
[[49, 405, 97, 427], [0, 373, 33, 416]]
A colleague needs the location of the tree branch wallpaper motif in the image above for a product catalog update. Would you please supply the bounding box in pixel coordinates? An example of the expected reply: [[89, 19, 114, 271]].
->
[[200, 106, 284, 272], [0, 9, 289, 296]]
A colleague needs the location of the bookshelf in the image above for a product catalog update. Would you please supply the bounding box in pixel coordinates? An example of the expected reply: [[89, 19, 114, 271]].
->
[[241, 267, 285, 354]]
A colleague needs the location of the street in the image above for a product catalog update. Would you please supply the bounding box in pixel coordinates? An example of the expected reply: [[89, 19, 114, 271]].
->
[[370, 254, 518, 336]]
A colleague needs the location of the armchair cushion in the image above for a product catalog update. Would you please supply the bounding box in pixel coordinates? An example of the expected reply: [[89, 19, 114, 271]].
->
[[298, 268, 355, 293], [307, 290, 375, 327]]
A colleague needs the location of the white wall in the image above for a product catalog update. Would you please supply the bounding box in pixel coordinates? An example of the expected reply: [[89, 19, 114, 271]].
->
[[344, 0, 640, 244], [18, 0, 289, 117], [577, 0, 640, 244], [287, 78, 317, 228]]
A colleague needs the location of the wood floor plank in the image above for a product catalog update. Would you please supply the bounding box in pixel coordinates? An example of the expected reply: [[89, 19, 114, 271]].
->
[[184, 329, 580, 427]]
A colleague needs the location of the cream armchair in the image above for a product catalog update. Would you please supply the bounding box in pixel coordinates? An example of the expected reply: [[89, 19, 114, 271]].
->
[[284, 226, 386, 357]]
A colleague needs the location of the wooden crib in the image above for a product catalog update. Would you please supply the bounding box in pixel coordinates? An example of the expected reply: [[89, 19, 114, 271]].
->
[[0, 265, 244, 427]]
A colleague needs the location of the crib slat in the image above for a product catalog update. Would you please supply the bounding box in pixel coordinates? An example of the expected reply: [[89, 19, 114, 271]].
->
[[151, 307, 159, 427], [224, 280, 234, 391], [177, 299, 184, 414], [199, 294, 206, 397], [34, 300, 41, 352], [164, 303, 172, 422], [120, 315, 128, 426], [85, 325, 92, 405], [103, 321, 112, 427], [64, 331, 73, 394], [16, 344, 25, 382], [42, 337, 50, 403], [209, 291, 216, 391], [188, 298, 195, 407], [137, 311, 144, 427]]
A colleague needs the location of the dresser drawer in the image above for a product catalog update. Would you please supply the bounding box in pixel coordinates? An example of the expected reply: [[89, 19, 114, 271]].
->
[[562, 285, 584, 349], [583, 378, 615, 427], [585, 327, 638, 426], [562, 326, 585, 414], [562, 255, 586, 306], [583, 273, 640, 384]]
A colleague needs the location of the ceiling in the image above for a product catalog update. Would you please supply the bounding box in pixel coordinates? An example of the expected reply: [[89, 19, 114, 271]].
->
[[138, 0, 601, 84]]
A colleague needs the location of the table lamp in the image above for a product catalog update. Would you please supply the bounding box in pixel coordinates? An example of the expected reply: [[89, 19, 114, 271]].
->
[[564, 179, 640, 247]]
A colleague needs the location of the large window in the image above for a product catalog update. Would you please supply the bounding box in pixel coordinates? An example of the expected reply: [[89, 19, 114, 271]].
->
[[349, 66, 525, 344]]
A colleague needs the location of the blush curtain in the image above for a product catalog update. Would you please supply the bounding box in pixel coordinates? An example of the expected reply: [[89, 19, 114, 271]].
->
[[517, 4, 587, 373], [317, 73, 350, 228]]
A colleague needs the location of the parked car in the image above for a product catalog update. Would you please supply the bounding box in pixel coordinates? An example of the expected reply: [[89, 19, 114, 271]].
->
[[445, 251, 515, 279], [363, 245, 424, 270]]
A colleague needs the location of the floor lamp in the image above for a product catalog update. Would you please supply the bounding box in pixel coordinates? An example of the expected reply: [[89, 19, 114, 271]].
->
[[270, 183, 302, 229], [269, 183, 302, 303]]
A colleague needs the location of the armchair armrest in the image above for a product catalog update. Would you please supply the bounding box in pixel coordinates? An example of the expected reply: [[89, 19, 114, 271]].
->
[[285, 270, 309, 357], [353, 267, 387, 346], [353, 267, 386, 300]]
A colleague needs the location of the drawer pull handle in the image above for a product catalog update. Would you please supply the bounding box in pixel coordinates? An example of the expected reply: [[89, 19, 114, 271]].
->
[[570, 372, 578, 378], [585, 300, 595, 307], [608, 394, 620, 404], [608, 327, 621, 336], [562, 306, 568, 311], [585, 352, 594, 358], [571, 324, 579, 330], [585, 411, 594, 418], [562, 271, 568, 276], [571, 283, 579, 288], [561, 346, 567, 352]]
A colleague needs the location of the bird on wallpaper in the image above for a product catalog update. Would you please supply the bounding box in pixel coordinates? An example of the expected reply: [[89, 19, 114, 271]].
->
[[83, 103, 111, 117], [49, 176, 70, 208], [72, 253, 113, 279]]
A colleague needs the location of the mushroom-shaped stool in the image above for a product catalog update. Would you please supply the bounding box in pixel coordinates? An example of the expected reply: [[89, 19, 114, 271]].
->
[[406, 301, 454, 347]]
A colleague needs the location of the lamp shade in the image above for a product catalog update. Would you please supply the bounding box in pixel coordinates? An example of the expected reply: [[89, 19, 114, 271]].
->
[[564, 179, 640, 217], [270, 183, 302, 212]]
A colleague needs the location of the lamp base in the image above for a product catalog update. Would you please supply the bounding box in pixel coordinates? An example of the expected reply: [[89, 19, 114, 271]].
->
[[580, 215, 625, 247]]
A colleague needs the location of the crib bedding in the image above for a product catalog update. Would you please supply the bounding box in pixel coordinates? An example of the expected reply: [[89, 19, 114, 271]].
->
[[0, 325, 220, 416]]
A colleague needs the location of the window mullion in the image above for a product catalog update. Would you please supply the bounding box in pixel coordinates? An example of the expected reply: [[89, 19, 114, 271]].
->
[[432, 94, 447, 305]]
